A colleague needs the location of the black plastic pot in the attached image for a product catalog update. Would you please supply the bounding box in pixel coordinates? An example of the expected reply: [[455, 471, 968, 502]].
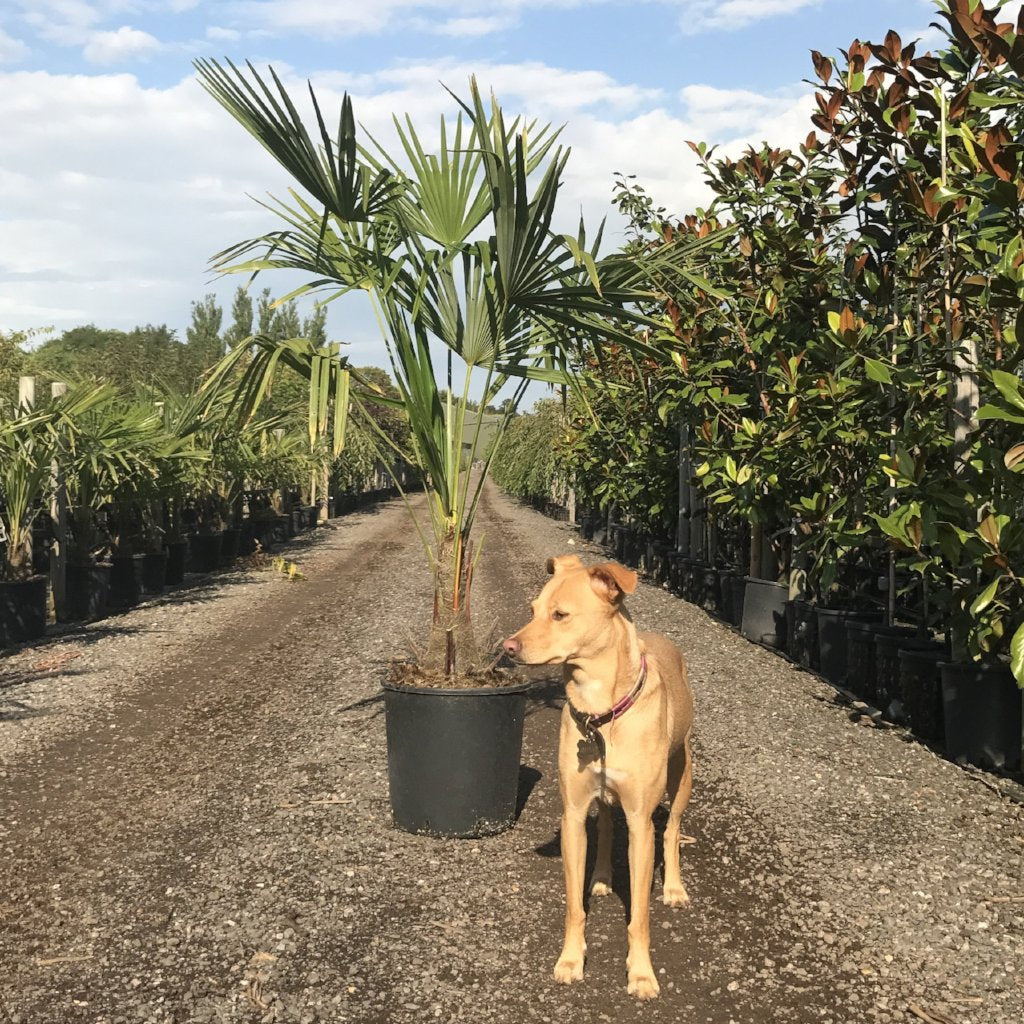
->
[[940, 662, 1022, 771], [291, 509, 304, 535], [189, 532, 223, 574], [741, 578, 788, 649], [697, 565, 721, 615], [109, 553, 145, 609], [62, 561, 111, 622], [719, 571, 746, 627], [786, 599, 819, 671], [220, 526, 242, 566], [900, 647, 947, 745], [0, 576, 48, 645], [875, 632, 938, 722], [140, 549, 168, 595], [382, 678, 530, 837], [815, 608, 879, 686], [165, 540, 188, 586]]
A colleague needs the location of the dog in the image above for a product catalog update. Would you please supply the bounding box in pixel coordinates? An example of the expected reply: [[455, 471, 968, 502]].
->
[[503, 555, 694, 1000]]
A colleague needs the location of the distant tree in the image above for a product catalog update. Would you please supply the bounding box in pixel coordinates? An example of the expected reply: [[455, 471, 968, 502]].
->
[[303, 304, 328, 347], [0, 329, 31, 405], [224, 286, 254, 348], [184, 293, 224, 375]]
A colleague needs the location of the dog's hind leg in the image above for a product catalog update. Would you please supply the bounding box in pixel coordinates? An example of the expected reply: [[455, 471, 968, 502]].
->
[[662, 732, 693, 908], [590, 801, 613, 896]]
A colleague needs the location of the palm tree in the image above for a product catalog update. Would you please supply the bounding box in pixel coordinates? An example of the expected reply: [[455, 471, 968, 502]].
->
[[195, 61, 719, 678]]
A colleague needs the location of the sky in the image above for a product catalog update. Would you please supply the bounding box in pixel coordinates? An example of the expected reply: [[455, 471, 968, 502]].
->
[[0, 0, 961, 368]]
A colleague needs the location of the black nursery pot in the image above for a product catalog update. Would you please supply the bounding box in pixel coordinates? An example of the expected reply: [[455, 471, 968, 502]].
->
[[941, 662, 1022, 771], [189, 532, 223, 574], [383, 678, 530, 838], [786, 599, 819, 671], [62, 561, 111, 622], [719, 570, 746, 628], [899, 646, 947, 745], [164, 540, 188, 586], [0, 576, 48, 645], [109, 553, 145, 609], [874, 631, 936, 721], [741, 577, 788, 650], [815, 608, 879, 687], [219, 526, 242, 566], [140, 549, 168, 595]]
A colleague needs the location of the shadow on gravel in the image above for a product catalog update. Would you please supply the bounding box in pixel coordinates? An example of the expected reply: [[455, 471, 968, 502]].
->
[[516, 764, 542, 819]]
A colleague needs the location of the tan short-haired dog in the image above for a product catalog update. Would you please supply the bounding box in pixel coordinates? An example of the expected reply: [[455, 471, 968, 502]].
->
[[503, 555, 694, 1000]]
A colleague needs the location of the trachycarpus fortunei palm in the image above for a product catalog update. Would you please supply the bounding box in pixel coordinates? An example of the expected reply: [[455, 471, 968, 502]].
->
[[195, 61, 720, 679]]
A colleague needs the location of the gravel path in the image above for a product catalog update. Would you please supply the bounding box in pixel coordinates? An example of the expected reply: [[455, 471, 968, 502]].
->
[[0, 484, 1021, 1024]]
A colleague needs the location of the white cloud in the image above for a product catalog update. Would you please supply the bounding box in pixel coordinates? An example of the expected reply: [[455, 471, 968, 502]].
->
[[0, 28, 29, 63], [435, 15, 516, 37], [83, 25, 161, 64], [675, 0, 823, 34], [0, 60, 815, 349], [206, 25, 242, 42]]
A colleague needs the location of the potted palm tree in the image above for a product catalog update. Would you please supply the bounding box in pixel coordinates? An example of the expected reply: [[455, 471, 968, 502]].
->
[[0, 410, 54, 644], [196, 61, 719, 836]]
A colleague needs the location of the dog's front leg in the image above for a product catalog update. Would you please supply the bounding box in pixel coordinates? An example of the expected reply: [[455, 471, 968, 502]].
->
[[553, 806, 588, 984], [624, 810, 659, 999]]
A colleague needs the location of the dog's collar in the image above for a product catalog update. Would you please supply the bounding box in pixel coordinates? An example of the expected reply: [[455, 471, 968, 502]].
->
[[568, 653, 648, 735]]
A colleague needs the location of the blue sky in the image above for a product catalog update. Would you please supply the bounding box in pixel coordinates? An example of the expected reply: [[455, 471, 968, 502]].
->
[[0, 0, 961, 367]]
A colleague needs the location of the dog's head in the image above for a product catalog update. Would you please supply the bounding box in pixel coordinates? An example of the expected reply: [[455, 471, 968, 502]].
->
[[502, 555, 637, 665]]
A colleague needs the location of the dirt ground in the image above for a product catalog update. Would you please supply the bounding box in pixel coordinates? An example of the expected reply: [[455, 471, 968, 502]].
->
[[0, 482, 1021, 1024]]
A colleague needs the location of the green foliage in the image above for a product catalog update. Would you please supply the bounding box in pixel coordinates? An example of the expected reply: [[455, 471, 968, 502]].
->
[[490, 399, 567, 503]]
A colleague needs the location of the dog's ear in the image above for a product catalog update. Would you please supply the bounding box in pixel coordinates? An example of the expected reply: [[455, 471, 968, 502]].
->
[[588, 562, 638, 603], [546, 554, 583, 575]]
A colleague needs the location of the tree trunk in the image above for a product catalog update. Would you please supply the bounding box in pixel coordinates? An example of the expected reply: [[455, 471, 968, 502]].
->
[[423, 529, 479, 676]]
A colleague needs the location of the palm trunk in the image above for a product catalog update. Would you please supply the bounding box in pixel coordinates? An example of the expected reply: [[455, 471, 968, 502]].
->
[[424, 528, 479, 676]]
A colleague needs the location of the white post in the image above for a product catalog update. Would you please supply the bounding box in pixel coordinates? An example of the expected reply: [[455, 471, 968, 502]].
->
[[50, 382, 68, 620]]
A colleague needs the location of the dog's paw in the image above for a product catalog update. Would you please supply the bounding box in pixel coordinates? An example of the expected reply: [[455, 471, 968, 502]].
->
[[627, 971, 661, 1000], [590, 878, 612, 897], [662, 883, 690, 908], [553, 956, 585, 985]]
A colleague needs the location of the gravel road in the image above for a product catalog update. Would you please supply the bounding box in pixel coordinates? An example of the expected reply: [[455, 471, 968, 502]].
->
[[0, 483, 1021, 1024]]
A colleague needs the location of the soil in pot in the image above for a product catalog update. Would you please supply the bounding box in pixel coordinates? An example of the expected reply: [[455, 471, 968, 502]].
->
[[941, 662, 1022, 771], [815, 608, 880, 687], [900, 646, 947, 745], [140, 549, 168, 595], [62, 562, 111, 622], [383, 674, 530, 837], [109, 554, 145, 609], [189, 532, 223, 574], [875, 632, 938, 723], [220, 526, 242, 566], [0, 576, 48, 645], [164, 540, 188, 586], [786, 599, 818, 671], [741, 578, 788, 650]]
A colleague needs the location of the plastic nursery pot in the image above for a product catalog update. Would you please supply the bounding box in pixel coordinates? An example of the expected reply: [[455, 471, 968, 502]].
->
[[741, 578, 788, 650], [697, 565, 721, 615], [874, 631, 937, 723], [382, 678, 530, 838], [164, 540, 188, 587], [899, 647, 947, 746], [0, 576, 48, 646], [786, 599, 819, 671], [61, 561, 111, 623], [238, 520, 256, 557], [219, 526, 242, 567], [940, 662, 1022, 772], [719, 571, 746, 628], [680, 559, 704, 604], [109, 553, 145, 610], [140, 549, 169, 595], [189, 532, 223, 574], [814, 608, 880, 687]]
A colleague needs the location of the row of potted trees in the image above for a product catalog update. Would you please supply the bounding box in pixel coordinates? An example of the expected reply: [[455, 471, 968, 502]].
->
[[0, 381, 400, 648]]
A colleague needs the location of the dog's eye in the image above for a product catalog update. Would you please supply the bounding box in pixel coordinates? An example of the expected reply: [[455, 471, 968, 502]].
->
[[552, 610, 569, 622]]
